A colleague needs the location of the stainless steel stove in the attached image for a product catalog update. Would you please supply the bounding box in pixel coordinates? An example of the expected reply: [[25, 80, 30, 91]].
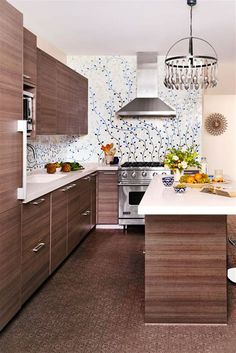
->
[[118, 162, 170, 225]]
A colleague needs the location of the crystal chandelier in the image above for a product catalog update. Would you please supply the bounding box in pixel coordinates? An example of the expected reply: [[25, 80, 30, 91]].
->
[[164, 0, 218, 90]]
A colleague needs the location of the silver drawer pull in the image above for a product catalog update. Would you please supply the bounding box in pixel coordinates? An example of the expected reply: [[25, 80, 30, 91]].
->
[[83, 177, 90, 181], [82, 210, 90, 216], [31, 198, 45, 205], [33, 242, 45, 253], [90, 173, 97, 177], [68, 183, 77, 189], [102, 172, 116, 175], [23, 74, 31, 79], [61, 187, 69, 192]]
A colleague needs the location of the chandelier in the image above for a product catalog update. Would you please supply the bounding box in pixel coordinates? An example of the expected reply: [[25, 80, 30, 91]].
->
[[164, 0, 218, 90]]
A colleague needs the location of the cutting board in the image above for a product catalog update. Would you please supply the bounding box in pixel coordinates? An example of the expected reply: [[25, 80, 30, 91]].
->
[[201, 187, 236, 198]]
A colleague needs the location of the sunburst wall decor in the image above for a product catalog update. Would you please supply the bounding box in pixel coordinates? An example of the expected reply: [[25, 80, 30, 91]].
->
[[205, 113, 227, 136]]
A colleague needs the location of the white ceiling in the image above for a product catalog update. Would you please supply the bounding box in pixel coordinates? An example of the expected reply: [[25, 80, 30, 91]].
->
[[9, 0, 236, 60]]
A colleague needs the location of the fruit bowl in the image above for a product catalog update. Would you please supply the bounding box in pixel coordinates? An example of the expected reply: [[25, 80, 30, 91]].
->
[[162, 176, 174, 187], [174, 184, 187, 194]]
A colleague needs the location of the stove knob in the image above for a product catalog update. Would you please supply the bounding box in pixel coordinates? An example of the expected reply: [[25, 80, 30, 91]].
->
[[162, 172, 167, 176], [142, 171, 147, 177], [122, 171, 128, 178], [153, 172, 158, 177], [131, 171, 136, 178]]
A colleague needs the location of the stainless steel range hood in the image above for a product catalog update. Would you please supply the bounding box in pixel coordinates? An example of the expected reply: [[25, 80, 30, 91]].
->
[[117, 52, 176, 118]]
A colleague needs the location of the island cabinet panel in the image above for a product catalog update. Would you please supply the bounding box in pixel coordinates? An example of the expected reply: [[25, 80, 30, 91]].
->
[[0, 0, 23, 214], [37, 49, 57, 134], [0, 206, 21, 330], [23, 28, 37, 85], [97, 171, 118, 224], [51, 188, 68, 273], [145, 215, 227, 324], [22, 195, 50, 304]]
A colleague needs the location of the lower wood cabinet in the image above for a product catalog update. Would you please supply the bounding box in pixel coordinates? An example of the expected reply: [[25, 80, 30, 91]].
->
[[51, 187, 68, 273], [90, 173, 97, 229], [97, 171, 118, 224], [68, 177, 92, 253], [0, 206, 21, 330], [21, 195, 50, 304]]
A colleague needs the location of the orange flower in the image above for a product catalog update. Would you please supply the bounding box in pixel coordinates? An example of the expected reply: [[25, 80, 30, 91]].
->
[[101, 143, 114, 155]]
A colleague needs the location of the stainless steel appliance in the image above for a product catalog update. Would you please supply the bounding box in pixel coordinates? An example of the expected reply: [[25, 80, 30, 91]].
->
[[23, 90, 34, 137], [118, 162, 170, 225]]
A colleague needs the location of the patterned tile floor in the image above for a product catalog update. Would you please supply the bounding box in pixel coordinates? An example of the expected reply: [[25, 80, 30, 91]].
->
[[1, 219, 236, 353]]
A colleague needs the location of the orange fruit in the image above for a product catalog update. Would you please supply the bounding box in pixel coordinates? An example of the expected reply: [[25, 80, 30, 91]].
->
[[194, 173, 202, 182], [187, 176, 195, 183]]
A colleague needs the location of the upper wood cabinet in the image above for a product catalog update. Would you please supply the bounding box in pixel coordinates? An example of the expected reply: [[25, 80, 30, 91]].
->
[[0, 206, 21, 330], [37, 48, 57, 134], [23, 28, 37, 85], [36, 49, 88, 135], [0, 0, 23, 214]]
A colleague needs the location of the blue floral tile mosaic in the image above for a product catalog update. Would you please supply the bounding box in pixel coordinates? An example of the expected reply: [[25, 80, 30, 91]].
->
[[27, 56, 202, 171]]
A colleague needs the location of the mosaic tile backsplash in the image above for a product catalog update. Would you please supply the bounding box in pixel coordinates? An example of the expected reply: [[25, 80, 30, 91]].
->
[[28, 55, 202, 171]]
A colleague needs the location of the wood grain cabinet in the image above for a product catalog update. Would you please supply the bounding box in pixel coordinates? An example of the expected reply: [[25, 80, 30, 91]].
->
[[97, 171, 118, 224], [37, 48, 57, 134], [0, 207, 21, 330], [0, 0, 23, 214], [90, 173, 97, 229], [36, 48, 88, 135], [51, 187, 68, 273], [67, 177, 91, 253], [21, 195, 50, 303], [23, 28, 37, 85]]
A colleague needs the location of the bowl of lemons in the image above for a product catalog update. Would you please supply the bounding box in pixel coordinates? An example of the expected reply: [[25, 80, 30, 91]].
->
[[180, 173, 210, 188]]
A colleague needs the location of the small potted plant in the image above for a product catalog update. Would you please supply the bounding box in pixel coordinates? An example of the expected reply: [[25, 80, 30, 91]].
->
[[164, 146, 200, 182], [101, 143, 116, 164]]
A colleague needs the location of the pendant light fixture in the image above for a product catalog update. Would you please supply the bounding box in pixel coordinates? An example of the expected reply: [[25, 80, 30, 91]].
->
[[164, 0, 218, 90]]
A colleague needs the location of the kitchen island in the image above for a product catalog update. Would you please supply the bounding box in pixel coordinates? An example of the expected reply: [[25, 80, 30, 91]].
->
[[138, 177, 236, 325]]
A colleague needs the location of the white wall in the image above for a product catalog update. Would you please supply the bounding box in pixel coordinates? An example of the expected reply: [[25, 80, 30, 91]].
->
[[37, 36, 67, 64], [202, 95, 236, 181]]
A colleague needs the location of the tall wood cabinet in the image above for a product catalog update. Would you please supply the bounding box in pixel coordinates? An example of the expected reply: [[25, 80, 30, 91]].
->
[[0, 0, 23, 330]]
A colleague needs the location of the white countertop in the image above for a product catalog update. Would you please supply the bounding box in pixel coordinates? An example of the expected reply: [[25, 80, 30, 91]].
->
[[24, 163, 118, 203], [138, 176, 236, 215]]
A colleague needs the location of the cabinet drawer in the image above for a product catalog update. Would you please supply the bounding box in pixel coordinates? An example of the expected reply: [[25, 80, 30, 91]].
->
[[22, 195, 50, 303]]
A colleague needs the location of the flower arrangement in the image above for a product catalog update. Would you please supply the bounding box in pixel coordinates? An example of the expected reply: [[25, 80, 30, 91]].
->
[[101, 143, 116, 156], [101, 143, 116, 164], [164, 146, 200, 172]]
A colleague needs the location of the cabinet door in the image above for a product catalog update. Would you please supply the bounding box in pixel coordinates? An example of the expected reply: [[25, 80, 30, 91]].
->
[[56, 61, 70, 134], [51, 188, 68, 273], [77, 75, 88, 135], [37, 49, 57, 134], [0, 0, 22, 214], [0, 206, 21, 330], [23, 28, 37, 85], [97, 171, 118, 224], [90, 173, 97, 229], [67, 178, 91, 253], [22, 195, 50, 303]]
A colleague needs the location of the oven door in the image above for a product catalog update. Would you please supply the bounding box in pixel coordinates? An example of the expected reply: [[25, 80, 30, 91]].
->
[[119, 184, 148, 225]]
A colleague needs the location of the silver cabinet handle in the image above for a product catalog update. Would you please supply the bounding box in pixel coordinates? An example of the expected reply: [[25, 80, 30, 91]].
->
[[102, 172, 116, 175], [32, 242, 45, 253], [23, 74, 31, 79], [90, 173, 97, 177], [31, 198, 45, 205], [61, 187, 69, 192], [83, 176, 90, 181], [82, 210, 90, 216], [68, 183, 76, 189], [17, 120, 27, 200]]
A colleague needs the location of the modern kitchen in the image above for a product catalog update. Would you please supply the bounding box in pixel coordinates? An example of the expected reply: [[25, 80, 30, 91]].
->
[[1, 0, 236, 352]]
